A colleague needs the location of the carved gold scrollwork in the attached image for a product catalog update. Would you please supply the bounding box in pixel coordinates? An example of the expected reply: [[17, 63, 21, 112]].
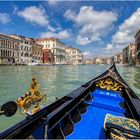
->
[[95, 78, 123, 91]]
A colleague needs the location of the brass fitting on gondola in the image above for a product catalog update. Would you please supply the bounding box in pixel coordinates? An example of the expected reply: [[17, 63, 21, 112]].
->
[[16, 78, 46, 114]]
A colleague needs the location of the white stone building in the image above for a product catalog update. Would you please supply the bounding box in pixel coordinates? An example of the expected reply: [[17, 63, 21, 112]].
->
[[95, 57, 103, 64], [10, 35, 33, 64], [106, 58, 112, 65], [32, 43, 43, 64], [65, 46, 83, 65], [36, 38, 66, 64], [0, 34, 19, 64]]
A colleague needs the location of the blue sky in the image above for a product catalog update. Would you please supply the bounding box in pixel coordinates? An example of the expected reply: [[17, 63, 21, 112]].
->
[[0, 1, 140, 58]]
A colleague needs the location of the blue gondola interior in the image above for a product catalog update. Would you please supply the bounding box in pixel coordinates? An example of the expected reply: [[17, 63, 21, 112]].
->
[[66, 89, 125, 139]]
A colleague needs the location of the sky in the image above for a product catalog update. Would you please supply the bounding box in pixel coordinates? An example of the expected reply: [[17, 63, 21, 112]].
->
[[0, 1, 140, 58]]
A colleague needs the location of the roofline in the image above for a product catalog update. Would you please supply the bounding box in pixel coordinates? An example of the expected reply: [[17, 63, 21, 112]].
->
[[9, 34, 34, 41], [65, 46, 82, 52], [135, 29, 140, 38], [35, 38, 59, 41], [0, 33, 19, 41], [122, 43, 136, 50]]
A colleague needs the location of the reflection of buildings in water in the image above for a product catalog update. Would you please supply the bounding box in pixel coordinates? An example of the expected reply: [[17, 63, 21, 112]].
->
[[29, 66, 61, 95], [133, 68, 140, 91], [63, 65, 81, 81], [120, 67, 140, 96], [38, 65, 83, 97]]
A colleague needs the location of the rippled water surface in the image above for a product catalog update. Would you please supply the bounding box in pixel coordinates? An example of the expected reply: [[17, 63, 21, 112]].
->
[[0, 65, 140, 131]]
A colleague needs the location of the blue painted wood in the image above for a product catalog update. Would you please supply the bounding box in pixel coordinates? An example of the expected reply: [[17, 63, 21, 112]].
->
[[92, 89, 124, 102], [32, 124, 45, 139], [91, 89, 125, 113], [66, 106, 124, 139], [66, 89, 125, 139], [93, 97, 125, 113]]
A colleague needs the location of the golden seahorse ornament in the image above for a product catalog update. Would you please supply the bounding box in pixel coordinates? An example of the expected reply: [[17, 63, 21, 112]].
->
[[16, 78, 46, 114]]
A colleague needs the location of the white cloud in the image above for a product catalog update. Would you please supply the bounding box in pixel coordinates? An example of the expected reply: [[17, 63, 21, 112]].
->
[[76, 35, 91, 45], [12, 5, 18, 15], [83, 51, 90, 56], [112, 7, 140, 44], [40, 30, 70, 39], [64, 6, 118, 45], [64, 9, 76, 21], [0, 13, 10, 24], [17, 5, 55, 31], [83, 51, 94, 59], [105, 43, 113, 50], [105, 8, 140, 56]]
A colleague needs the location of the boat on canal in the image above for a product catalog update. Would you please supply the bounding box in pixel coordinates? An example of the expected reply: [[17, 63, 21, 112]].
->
[[28, 62, 39, 66], [0, 63, 140, 139]]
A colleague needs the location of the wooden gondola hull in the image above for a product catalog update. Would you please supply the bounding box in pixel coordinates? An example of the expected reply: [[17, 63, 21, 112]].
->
[[0, 63, 140, 139]]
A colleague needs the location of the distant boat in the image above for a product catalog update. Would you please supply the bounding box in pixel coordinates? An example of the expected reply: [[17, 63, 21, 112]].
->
[[27, 63, 39, 66], [28, 63, 55, 66], [0, 63, 140, 139]]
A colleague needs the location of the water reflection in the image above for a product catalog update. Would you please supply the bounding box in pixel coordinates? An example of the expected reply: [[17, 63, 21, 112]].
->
[[117, 66, 140, 96]]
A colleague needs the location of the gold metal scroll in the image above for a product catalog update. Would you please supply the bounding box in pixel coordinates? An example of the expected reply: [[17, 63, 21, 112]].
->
[[95, 78, 123, 91]]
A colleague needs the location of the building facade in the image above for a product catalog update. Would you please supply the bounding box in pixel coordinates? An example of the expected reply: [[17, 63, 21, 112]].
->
[[43, 49, 54, 64], [135, 31, 140, 65], [128, 44, 136, 65], [84, 59, 95, 64], [65, 51, 72, 64], [122, 44, 136, 65], [123, 47, 129, 64], [36, 38, 66, 64], [95, 57, 103, 64], [10, 35, 33, 64], [106, 58, 112, 65], [0, 34, 19, 64], [0, 34, 83, 65], [116, 52, 123, 64], [32, 43, 43, 64], [65, 46, 83, 65]]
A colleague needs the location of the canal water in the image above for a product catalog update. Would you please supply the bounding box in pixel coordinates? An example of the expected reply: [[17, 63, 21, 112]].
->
[[0, 65, 140, 131]]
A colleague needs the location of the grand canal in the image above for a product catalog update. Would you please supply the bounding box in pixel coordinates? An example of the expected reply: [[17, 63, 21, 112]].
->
[[0, 65, 140, 131]]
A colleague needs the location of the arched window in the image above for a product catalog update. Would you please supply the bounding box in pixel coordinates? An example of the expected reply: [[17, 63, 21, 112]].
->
[[7, 40, 8, 48], [6, 50, 7, 57], [3, 50, 5, 57], [3, 40, 5, 47], [10, 51, 11, 57], [1, 50, 3, 57], [8, 51, 9, 57]]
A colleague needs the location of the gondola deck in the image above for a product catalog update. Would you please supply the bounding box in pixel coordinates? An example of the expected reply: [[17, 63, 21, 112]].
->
[[0, 63, 140, 139], [66, 89, 125, 139]]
